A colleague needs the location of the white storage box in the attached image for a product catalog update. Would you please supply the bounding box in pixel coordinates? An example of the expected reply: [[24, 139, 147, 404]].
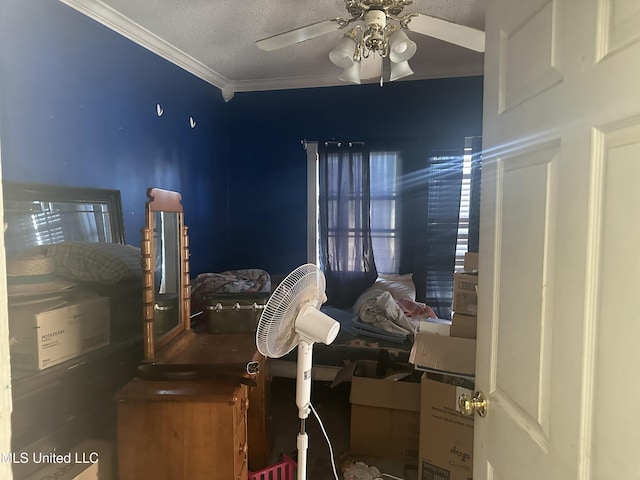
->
[[9, 295, 110, 371]]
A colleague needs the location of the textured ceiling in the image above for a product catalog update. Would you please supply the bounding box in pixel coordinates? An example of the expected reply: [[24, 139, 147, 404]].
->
[[61, 0, 486, 100]]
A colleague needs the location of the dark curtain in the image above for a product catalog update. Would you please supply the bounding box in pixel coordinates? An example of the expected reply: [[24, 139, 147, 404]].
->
[[423, 153, 464, 319], [318, 142, 377, 307]]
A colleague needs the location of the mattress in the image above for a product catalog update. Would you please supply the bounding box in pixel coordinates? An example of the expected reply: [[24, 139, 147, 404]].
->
[[269, 305, 413, 381]]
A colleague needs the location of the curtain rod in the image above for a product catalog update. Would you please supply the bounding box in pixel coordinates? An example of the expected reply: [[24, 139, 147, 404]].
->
[[301, 140, 365, 150]]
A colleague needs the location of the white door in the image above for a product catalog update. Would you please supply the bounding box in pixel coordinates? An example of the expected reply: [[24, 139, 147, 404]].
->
[[476, 0, 640, 478]]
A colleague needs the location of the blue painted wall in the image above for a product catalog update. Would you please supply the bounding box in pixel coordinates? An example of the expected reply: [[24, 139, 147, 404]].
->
[[0, 0, 229, 274], [224, 78, 484, 274], [0, 0, 483, 277]]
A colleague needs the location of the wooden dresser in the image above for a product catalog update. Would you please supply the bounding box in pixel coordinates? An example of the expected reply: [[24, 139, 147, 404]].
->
[[115, 332, 272, 480]]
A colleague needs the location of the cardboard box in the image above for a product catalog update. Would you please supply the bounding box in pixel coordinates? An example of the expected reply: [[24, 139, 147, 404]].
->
[[419, 374, 474, 480], [9, 295, 110, 371], [409, 332, 475, 378], [450, 313, 477, 339], [419, 318, 452, 336], [463, 252, 479, 271], [23, 438, 114, 480], [349, 360, 421, 460], [453, 272, 478, 316]]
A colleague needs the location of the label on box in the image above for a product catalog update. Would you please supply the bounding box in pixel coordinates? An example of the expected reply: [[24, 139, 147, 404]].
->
[[9, 296, 110, 370], [421, 460, 452, 479]]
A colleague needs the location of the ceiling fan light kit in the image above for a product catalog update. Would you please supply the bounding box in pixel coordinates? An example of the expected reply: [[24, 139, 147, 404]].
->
[[328, 35, 358, 69], [329, 10, 416, 84], [339, 59, 362, 84], [388, 29, 417, 63], [389, 59, 414, 81], [256, 0, 486, 86]]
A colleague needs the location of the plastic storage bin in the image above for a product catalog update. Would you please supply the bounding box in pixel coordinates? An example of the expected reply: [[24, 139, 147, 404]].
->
[[249, 453, 296, 480]]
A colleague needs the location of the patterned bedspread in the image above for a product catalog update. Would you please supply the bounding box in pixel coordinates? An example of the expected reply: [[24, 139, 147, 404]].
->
[[191, 269, 271, 316], [192, 269, 271, 296]]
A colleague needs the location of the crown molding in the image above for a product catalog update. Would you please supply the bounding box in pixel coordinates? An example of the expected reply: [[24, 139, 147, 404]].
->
[[59, 0, 236, 100], [58, 0, 483, 100], [232, 75, 346, 93], [231, 68, 483, 94]]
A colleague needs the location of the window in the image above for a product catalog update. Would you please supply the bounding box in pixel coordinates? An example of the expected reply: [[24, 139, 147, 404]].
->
[[369, 151, 401, 274], [454, 142, 474, 271], [31, 210, 65, 246], [307, 139, 480, 316], [306, 143, 401, 273]]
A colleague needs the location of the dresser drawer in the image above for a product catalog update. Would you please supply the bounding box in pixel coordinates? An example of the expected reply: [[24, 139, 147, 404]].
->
[[234, 416, 248, 478], [233, 384, 249, 431]]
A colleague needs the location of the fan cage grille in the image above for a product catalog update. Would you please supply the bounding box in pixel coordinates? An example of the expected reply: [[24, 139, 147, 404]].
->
[[256, 264, 326, 358]]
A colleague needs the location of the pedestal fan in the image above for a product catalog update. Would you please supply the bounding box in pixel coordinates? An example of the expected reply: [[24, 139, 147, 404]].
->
[[256, 264, 340, 480]]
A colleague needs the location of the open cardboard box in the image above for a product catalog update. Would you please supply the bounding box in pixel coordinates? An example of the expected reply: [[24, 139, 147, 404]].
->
[[450, 312, 477, 339], [335, 359, 421, 460], [409, 331, 476, 378]]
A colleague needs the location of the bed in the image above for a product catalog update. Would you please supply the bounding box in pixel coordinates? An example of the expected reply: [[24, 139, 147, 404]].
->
[[189, 268, 444, 381]]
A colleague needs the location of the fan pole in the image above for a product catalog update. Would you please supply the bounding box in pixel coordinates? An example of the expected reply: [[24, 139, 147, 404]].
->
[[296, 338, 314, 480]]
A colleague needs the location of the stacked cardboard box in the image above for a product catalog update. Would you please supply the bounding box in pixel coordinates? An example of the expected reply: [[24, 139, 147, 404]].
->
[[453, 252, 478, 317], [452, 251, 478, 340], [410, 328, 475, 480], [409, 251, 479, 480], [419, 373, 475, 480]]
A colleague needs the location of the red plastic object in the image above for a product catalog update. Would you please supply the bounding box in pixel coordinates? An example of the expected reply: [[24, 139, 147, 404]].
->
[[249, 453, 297, 480]]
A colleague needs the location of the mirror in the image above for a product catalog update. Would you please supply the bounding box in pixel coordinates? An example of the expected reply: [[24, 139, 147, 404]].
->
[[141, 188, 191, 361], [3, 182, 125, 259]]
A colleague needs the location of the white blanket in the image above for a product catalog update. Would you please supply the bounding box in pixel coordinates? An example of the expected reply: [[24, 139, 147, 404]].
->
[[353, 289, 417, 337]]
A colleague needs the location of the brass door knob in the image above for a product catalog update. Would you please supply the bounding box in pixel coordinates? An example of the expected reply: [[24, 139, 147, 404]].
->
[[458, 391, 488, 417]]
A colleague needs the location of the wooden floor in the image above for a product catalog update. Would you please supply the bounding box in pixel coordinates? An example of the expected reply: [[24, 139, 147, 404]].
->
[[265, 377, 418, 480]]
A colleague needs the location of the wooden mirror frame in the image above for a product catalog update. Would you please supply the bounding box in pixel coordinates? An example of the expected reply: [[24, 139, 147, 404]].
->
[[141, 188, 191, 361]]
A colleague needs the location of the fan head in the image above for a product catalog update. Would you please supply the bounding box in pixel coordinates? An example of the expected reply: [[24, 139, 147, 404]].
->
[[256, 264, 339, 358]]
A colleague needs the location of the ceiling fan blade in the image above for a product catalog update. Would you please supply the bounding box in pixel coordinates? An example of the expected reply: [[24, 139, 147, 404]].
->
[[360, 54, 383, 80], [405, 13, 485, 52], [256, 19, 345, 51]]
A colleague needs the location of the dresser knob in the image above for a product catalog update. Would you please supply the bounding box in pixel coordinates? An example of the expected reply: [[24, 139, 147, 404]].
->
[[244, 398, 250, 410]]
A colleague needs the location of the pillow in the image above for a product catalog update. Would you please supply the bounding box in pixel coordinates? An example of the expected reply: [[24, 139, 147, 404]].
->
[[372, 273, 416, 301], [45, 241, 142, 285]]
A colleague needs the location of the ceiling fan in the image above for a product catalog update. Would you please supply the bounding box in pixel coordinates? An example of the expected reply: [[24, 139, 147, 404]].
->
[[256, 0, 485, 83]]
